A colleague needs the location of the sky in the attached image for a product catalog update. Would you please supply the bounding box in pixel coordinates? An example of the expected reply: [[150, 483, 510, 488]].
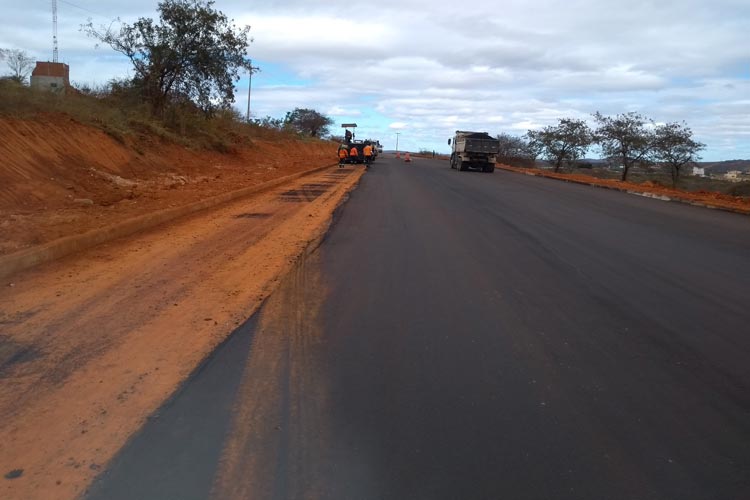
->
[[1, 0, 749, 160]]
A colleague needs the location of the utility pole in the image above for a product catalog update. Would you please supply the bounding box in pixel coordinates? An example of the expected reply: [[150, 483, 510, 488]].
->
[[245, 59, 260, 122], [395, 132, 401, 153]]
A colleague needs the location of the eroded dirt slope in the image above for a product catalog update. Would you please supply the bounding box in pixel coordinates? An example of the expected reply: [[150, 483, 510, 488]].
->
[[0, 115, 336, 254]]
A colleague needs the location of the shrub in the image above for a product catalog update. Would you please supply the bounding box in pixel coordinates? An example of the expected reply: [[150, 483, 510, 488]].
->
[[0, 81, 304, 152], [725, 182, 750, 197]]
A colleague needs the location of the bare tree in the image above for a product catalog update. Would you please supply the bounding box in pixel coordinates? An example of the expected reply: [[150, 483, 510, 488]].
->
[[593, 111, 654, 182], [3, 49, 35, 84], [652, 122, 705, 187], [496, 133, 534, 157], [526, 118, 593, 172], [496, 132, 536, 167]]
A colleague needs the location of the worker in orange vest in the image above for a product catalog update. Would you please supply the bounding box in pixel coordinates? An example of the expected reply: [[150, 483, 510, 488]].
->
[[350, 145, 359, 164], [363, 143, 373, 166], [338, 145, 348, 167]]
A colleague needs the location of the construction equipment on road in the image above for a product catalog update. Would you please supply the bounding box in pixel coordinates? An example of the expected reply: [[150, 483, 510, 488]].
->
[[339, 123, 380, 167], [449, 131, 499, 173], [344, 140, 379, 165], [342, 123, 357, 144]]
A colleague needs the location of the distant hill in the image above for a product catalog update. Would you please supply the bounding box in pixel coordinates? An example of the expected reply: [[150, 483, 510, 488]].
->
[[698, 160, 750, 174]]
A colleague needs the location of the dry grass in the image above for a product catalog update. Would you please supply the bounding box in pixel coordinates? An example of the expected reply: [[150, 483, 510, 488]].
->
[[508, 157, 748, 198], [0, 80, 299, 152]]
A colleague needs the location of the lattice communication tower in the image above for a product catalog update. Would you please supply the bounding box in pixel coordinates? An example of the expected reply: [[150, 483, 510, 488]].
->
[[52, 0, 59, 62]]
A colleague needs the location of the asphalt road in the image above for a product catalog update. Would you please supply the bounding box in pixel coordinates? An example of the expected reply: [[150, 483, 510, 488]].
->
[[87, 155, 750, 500]]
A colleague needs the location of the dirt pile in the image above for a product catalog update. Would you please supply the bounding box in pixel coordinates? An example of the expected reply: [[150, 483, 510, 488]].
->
[[0, 115, 336, 254]]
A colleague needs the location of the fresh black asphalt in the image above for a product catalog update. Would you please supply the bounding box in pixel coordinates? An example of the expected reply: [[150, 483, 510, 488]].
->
[[87, 156, 750, 500]]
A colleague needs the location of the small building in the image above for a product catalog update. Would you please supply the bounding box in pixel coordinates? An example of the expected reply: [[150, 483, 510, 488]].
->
[[692, 166, 706, 177], [724, 170, 749, 183], [30, 61, 70, 94]]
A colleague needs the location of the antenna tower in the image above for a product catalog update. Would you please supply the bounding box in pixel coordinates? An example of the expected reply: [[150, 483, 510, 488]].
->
[[52, 0, 59, 62]]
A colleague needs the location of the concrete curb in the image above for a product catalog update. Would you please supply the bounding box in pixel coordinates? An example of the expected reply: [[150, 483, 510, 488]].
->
[[497, 165, 750, 217], [0, 163, 337, 281]]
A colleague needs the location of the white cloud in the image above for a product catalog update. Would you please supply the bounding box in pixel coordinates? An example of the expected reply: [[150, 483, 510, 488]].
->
[[327, 106, 361, 117], [1, 0, 749, 158]]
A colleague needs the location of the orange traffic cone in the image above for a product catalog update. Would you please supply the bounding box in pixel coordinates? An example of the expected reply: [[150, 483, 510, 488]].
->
[[404, 152, 411, 162]]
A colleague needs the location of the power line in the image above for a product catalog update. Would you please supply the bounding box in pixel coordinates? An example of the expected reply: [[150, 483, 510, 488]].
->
[[57, 0, 112, 19], [50, 0, 117, 62]]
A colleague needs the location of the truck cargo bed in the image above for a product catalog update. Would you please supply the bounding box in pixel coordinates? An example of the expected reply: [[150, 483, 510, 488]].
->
[[461, 138, 500, 153]]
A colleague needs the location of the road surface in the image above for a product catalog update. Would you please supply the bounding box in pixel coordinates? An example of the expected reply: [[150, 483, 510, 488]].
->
[[87, 155, 750, 500]]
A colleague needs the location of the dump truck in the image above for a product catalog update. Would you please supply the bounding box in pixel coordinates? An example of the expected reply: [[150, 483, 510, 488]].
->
[[449, 131, 500, 172]]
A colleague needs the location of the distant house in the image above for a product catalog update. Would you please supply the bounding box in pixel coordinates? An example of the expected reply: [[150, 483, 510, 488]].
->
[[724, 170, 749, 183], [692, 166, 706, 177], [30, 62, 70, 94]]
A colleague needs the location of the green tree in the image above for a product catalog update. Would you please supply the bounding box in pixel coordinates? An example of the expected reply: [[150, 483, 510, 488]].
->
[[652, 122, 705, 187], [526, 118, 593, 173], [283, 108, 333, 137], [83, 0, 252, 116], [593, 111, 654, 181]]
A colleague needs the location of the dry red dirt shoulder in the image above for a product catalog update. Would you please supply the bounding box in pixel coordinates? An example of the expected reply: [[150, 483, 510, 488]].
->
[[497, 164, 750, 215], [0, 163, 364, 500]]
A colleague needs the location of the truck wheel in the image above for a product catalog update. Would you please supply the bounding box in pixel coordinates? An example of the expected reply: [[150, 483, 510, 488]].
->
[[450, 155, 456, 169], [459, 161, 468, 172], [484, 164, 495, 173]]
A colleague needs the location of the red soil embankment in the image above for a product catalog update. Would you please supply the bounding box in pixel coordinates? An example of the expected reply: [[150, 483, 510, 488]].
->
[[0, 115, 337, 254]]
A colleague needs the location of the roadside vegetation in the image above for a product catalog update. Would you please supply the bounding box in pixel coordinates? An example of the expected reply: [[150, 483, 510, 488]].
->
[[526, 118, 593, 174], [1, 0, 333, 152], [495, 111, 750, 197], [0, 48, 34, 84], [518, 112, 705, 185], [0, 77, 304, 152]]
